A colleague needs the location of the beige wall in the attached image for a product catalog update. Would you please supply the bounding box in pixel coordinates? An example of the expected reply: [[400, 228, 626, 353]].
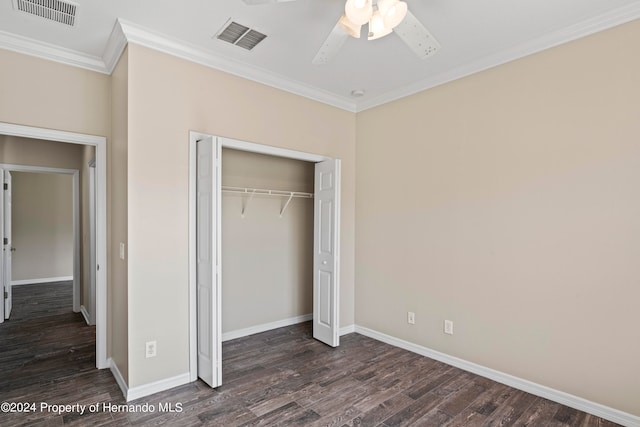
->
[[110, 48, 129, 382], [126, 43, 356, 387], [11, 172, 73, 281], [221, 148, 314, 332], [0, 49, 110, 137], [0, 49, 113, 370], [0, 135, 84, 170], [355, 20, 640, 417]]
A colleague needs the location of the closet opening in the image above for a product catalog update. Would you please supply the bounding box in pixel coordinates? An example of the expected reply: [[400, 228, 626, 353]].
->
[[188, 133, 341, 389]]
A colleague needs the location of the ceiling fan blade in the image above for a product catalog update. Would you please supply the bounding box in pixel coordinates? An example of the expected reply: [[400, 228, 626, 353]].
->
[[393, 10, 441, 59], [312, 20, 349, 65], [242, 0, 297, 5]]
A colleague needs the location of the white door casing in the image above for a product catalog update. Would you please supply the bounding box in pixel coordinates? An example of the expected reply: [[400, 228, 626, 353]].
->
[[88, 162, 97, 325], [196, 136, 222, 387], [313, 159, 340, 347], [0, 122, 108, 369], [189, 133, 341, 384]]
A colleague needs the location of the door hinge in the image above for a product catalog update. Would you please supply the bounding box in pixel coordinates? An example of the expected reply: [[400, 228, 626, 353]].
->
[[3, 238, 7, 245], [3, 291, 7, 299], [3, 183, 7, 190]]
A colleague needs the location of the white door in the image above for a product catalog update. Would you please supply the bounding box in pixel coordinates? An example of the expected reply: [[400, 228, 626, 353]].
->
[[1, 170, 13, 321], [196, 136, 222, 388], [313, 159, 341, 347]]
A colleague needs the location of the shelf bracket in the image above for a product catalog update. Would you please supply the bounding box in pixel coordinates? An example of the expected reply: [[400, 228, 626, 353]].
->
[[279, 192, 295, 218], [241, 189, 256, 218]]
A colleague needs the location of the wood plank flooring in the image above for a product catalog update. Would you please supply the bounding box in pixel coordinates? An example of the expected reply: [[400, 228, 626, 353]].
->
[[0, 283, 621, 426]]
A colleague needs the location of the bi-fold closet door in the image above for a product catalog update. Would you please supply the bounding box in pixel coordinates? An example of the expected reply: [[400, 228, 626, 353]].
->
[[195, 136, 340, 389]]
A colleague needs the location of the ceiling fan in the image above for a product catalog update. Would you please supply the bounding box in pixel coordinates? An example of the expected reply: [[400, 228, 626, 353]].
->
[[242, 0, 441, 65]]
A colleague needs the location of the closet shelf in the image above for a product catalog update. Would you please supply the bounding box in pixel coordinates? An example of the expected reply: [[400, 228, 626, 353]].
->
[[221, 186, 313, 218]]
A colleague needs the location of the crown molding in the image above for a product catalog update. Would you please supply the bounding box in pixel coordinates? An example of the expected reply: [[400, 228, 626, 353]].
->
[[0, 29, 108, 74], [2, 3, 639, 112], [114, 19, 358, 112], [355, 3, 640, 111], [102, 19, 128, 74]]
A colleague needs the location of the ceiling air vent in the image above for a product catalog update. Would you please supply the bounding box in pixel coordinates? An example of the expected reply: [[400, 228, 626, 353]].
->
[[12, 0, 78, 27], [216, 21, 267, 51]]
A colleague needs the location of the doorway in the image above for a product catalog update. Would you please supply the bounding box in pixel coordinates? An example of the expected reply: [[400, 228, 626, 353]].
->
[[0, 167, 78, 322], [188, 133, 342, 387], [0, 122, 108, 369]]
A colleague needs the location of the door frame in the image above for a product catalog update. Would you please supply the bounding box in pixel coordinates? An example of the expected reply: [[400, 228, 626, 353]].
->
[[188, 131, 340, 383], [0, 164, 80, 314], [0, 122, 108, 369]]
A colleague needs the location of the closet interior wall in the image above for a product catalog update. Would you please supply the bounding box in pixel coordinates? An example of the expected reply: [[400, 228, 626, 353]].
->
[[221, 148, 314, 334]]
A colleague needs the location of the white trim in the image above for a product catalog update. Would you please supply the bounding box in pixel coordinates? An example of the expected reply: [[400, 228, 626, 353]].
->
[[354, 325, 640, 427], [109, 358, 190, 403], [222, 314, 313, 342], [102, 19, 128, 73], [0, 29, 108, 74], [126, 373, 191, 402], [0, 122, 108, 370], [188, 132, 198, 383], [189, 131, 341, 384], [72, 170, 80, 312], [80, 305, 90, 325], [339, 324, 355, 336], [108, 358, 128, 401], [0, 164, 77, 174], [11, 276, 73, 286], [220, 137, 329, 162]]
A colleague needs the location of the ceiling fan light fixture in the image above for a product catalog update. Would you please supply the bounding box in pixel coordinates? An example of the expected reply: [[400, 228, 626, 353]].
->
[[381, 0, 407, 29], [367, 10, 392, 40], [338, 14, 361, 38], [345, 0, 372, 26]]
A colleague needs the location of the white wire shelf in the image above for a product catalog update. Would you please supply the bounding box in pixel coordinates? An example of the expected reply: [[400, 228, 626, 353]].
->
[[221, 186, 313, 217]]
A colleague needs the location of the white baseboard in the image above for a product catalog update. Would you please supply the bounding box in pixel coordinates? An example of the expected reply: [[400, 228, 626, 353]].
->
[[354, 325, 639, 427], [222, 313, 313, 342], [127, 372, 191, 402], [107, 358, 128, 401], [107, 357, 190, 402], [11, 276, 73, 286], [340, 324, 355, 336], [80, 305, 91, 325]]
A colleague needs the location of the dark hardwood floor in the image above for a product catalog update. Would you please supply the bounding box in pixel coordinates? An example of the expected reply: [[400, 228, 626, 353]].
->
[[0, 283, 620, 426]]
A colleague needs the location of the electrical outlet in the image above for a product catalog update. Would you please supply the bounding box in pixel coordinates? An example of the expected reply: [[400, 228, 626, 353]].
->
[[407, 312, 415, 325], [145, 341, 157, 358], [444, 320, 454, 335]]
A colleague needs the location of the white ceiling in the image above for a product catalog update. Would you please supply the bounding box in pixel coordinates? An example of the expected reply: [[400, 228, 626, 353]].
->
[[1, 0, 639, 111]]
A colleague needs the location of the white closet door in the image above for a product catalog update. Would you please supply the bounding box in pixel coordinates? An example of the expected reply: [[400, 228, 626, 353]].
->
[[0, 170, 12, 321], [313, 159, 341, 347], [3, 170, 11, 320], [196, 136, 222, 387], [0, 170, 4, 323]]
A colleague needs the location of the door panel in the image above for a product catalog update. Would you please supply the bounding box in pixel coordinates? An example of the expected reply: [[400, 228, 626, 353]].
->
[[196, 136, 222, 388], [4, 171, 11, 319], [313, 159, 341, 347], [0, 170, 4, 323]]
